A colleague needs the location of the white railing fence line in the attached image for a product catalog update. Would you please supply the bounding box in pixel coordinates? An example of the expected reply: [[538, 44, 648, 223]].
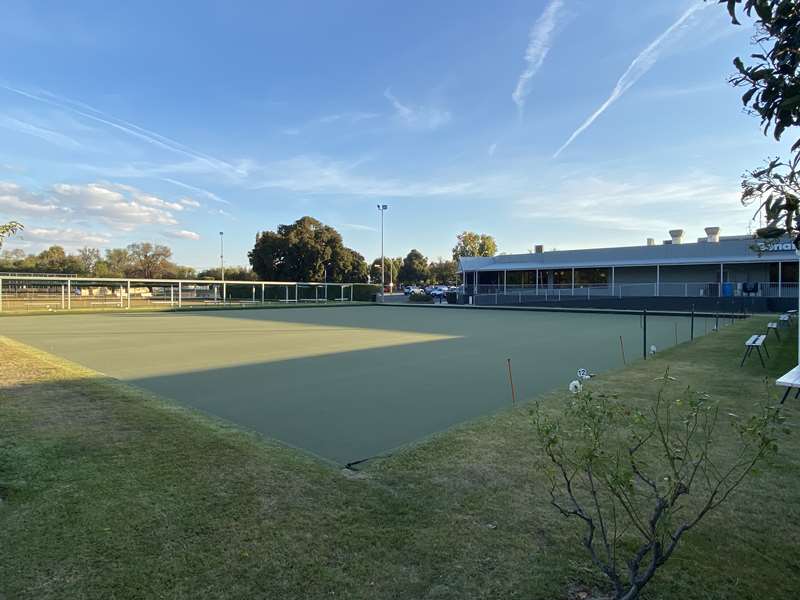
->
[[460, 281, 798, 301], [0, 275, 364, 312]]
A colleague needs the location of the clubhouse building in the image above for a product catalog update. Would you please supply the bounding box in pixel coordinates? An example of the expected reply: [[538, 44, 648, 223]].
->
[[458, 228, 799, 309]]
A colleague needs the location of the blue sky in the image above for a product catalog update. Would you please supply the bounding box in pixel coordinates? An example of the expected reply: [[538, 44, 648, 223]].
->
[[0, 0, 790, 269]]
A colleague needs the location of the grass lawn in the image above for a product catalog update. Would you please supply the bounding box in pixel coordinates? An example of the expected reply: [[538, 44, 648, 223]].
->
[[1, 315, 798, 599]]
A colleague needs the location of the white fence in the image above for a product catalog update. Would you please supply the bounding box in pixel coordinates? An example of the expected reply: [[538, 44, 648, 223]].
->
[[0, 275, 359, 313], [464, 281, 798, 304]]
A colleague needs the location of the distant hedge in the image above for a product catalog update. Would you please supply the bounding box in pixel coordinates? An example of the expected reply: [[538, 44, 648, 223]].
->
[[409, 293, 434, 304], [353, 284, 381, 302]]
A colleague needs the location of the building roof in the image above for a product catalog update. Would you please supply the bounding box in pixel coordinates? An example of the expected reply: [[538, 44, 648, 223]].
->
[[458, 237, 798, 272]]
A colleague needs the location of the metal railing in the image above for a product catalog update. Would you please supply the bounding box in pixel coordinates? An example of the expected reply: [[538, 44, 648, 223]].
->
[[461, 281, 798, 302], [0, 275, 360, 313]]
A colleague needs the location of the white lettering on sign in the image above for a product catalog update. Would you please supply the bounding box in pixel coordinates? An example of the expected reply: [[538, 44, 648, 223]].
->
[[757, 241, 794, 252]]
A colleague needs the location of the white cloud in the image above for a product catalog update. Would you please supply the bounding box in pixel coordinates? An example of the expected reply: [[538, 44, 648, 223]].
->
[[317, 112, 380, 125], [554, 2, 710, 158], [22, 227, 111, 246], [383, 89, 451, 131], [164, 229, 201, 240], [250, 155, 484, 197], [0, 180, 193, 234], [0, 181, 69, 215], [0, 84, 244, 179], [512, 0, 565, 113], [0, 114, 83, 149], [516, 171, 747, 236], [488, 143, 498, 157], [179, 197, 201, 208], [52, 183, 180, 230], [342, 223, 377, 232], [160, 178, 227, 204]]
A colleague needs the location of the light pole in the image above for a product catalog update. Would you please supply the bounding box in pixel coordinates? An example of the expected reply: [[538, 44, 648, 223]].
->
[[322, 263, 328, 301], [377, 204, 388, 300], [219, 232, 225, 281], [219, 231, 224, 304]]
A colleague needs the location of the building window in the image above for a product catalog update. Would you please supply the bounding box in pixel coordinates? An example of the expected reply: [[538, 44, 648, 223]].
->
[[575, 268, 610, 285]]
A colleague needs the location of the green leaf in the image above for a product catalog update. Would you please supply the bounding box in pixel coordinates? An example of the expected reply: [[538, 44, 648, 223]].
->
[[779, 95, 800, 110], [742, 88, 757, 105], [727, 0, 741, 25], [754, 0, 772, 22]]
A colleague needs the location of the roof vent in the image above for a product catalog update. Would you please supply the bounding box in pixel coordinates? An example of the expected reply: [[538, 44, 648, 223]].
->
[[704, 227, 720, 243], [647, 238, 655, 246], [534, 244, 544, 254], [669, 229, 684, 244]]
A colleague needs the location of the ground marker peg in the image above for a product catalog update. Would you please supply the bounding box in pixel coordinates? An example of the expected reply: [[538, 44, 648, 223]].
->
[[506, 358, 517, 406]]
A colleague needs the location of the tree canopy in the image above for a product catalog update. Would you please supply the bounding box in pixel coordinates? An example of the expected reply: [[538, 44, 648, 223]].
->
[[428, 259, 459, 285], [249, 216, 368, 283], [717, 0, 800, 244], [198, 266, 257, 281], [398, 249, 430, 285], [369, 257, 401, 286], [0, 242, 196, 278], [0, 221, 23, 250], [452, 231, 497, 262]]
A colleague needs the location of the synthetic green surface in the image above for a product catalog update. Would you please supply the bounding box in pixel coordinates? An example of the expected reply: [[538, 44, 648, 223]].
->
[[1, 315, 797, 599], [0, 305, 708, 464]]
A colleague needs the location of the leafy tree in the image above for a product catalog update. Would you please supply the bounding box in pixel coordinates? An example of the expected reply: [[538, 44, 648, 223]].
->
[[249, 216, 368, 282], [102, 248, 133, 277], [165, 264, 197, 279], [0, 240, 195, 278], [369, 256, 401, 287], [717, 0, 800, 244], [0, 221, 23, 250], [1, 249, 25, 261], [126, 243, 174, 278], [428, 259, 459, 285], [534, 372, 783, 600], [452, 231, 497, 261], [331, 246, 369, 283], [398, 249, 430, 285], [198, 266, 257, 281], [35, 246, 83, 274], [77, 247, 101, 275]]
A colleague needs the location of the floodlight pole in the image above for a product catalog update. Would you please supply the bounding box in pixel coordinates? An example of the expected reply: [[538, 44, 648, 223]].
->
[[378, 204, 388, 301], [219, 231, 225, 304]]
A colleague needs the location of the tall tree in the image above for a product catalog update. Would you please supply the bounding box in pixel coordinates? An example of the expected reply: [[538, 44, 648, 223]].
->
[[718, 0, 800, 244], [452, 231, 497, 261], [127, 243, 174, 278], [249, 216, 368, 282], [398, 249, 430, 285], [428, 259, 459, 285], [331, 246, 369, 283], [77, 247, 101, 275], [369, 257, 401, 286], [99, 248, 133, 278], [35, 246, 83, 274]]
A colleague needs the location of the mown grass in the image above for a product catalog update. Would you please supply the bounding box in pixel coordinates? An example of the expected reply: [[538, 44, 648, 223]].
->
[[1, 316, 798, 599], [0, 300, 374, 318]]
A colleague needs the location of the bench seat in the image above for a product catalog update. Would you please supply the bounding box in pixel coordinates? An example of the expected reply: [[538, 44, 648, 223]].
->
[[741, 334, 769, 367]]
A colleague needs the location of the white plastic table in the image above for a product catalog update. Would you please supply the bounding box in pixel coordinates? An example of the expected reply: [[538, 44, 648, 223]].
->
[[776, 365, 800, 404]]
